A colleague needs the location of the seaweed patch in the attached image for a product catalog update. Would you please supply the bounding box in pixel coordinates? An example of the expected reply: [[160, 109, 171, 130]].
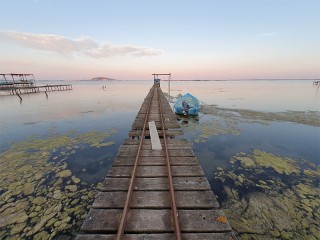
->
[[0, 129, 117, 239], [214, 150, 320, 240]]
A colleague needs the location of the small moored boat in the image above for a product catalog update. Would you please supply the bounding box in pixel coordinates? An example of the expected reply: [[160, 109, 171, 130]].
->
[[173, 93, 200, 116]]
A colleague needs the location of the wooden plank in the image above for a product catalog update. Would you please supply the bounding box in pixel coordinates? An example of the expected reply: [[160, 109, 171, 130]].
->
[[148, 121, 162, 150], [81, 209, 231, 233], [107, 166, 204, 177], [77, 85, 235, 240], [93, 191, 219, 209], [132, 121, 180, 129], [140, 149, 195, 157], [76, 233, 236, 240], [179, 210, 232, 232], [117, 149, 195, 157], [100, 177, 212, 191], [113, 156, 198, 166], [135, 113, 177, 120], [119, 143, 192, 150], [122, 139, 193, 149], [128, 129, 183, 137], [122, 138, 192, 146]]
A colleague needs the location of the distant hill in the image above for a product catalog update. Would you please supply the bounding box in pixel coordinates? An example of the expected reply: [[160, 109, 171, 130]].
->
[[91, 77, 116, 81]]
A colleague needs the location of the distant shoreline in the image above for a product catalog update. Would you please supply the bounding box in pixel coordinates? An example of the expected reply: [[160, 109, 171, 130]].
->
[[36, 79, 320, 82]]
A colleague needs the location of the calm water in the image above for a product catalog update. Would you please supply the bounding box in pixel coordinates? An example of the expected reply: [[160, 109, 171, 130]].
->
[[1, 80, 319, 177], [1, 79, 319, 238]]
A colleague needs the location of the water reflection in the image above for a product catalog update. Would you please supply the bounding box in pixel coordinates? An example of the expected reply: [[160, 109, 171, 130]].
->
[[0, 80, 319, 239], [176, 115, 200, 125]]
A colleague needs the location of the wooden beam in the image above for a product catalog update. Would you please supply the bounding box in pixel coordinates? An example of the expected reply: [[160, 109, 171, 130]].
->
[[148, 121, 162, 150]]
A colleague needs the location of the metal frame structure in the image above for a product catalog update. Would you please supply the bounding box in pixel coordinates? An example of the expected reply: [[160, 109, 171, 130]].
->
[[0, 73, 36, 86]]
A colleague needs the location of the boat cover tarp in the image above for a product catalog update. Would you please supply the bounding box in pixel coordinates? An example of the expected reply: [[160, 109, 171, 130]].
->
[[173, 93, 200, 116]]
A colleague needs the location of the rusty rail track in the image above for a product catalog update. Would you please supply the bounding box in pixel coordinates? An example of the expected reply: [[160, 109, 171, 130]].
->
[[77, 83, 235, 240], [157, 86, 182, 240], [115, 84, 182, 239], [117, 85, 181, 239]]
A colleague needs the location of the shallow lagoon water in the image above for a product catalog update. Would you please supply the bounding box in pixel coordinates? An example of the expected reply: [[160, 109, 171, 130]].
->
[[0, 80, 319, 239]]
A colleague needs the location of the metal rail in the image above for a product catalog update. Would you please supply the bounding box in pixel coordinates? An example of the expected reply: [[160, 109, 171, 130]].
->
[[157, 86, 182, 240], [115, 85, 156, 240], [115, 84, 181, 239]]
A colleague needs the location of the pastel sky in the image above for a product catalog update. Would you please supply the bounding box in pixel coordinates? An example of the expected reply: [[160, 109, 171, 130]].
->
[[0, 0, 319, 80]]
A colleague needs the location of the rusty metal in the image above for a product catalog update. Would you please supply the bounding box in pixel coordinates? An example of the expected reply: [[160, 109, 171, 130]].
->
[[157, 86, 182, 240], [115, 85, 156, 240]]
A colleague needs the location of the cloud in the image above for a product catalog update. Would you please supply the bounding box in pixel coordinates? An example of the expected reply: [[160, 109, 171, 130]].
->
[[85, 44, 162, 58], [0, 30, 162, 58]]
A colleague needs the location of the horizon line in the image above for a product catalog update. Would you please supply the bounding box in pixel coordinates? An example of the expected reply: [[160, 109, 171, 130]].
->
[[34, 78, 320, 81]]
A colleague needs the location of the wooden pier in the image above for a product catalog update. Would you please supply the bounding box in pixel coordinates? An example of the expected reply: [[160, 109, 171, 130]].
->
[[313, 80, 320, 85], [76, 84, 235, 240], [0, 73, 72, 96]]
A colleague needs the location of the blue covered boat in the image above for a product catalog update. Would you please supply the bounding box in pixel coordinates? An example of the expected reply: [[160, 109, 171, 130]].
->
[[173, 93, 200, 116]]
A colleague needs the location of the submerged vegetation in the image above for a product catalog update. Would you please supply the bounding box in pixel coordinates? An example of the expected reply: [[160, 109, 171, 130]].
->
[[176, 102, 320, 239], [214, 150, 320, 240], [201, 105, 320, 127], [0, 129, 117, 239], [178, 104, 320, 143], [1, 85, 319, 239]]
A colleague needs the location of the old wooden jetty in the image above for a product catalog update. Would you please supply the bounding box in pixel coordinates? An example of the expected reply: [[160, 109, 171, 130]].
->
[[0, 73, 72, 95], [313, 80, 320, 85], [76, 83, 235, 240]]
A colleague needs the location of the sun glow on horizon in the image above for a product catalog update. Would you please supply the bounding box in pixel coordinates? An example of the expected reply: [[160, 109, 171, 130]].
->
[[0, 1, 319, 80]]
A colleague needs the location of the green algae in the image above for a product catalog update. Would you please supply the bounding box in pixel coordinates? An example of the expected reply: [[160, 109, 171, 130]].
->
[[232, 150, 300, 175], [201, 105, 320, 127], [56, 170, 72, 178], [179, 111, 240, 143], [0, 128, 117, 239], [214, 150, 320, 240], [179, 104, 319, 144]]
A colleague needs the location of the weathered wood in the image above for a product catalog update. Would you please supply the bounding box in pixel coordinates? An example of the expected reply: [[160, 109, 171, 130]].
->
[[76, 233, 236, 240], [148, 121, 162, 150], [100, 177, 212, 191], [113, 156, 199, 166], [77, 84, 234, 239], [132, 121, 180, 129], [117, 148, 195, 157], [107, 166, 204, 177], [93, 191, 219, 209], [122, 139, 193, 150], [128, 129, 183, 137], [122, 138, 192, 146], [81, 209, 231, 233]]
